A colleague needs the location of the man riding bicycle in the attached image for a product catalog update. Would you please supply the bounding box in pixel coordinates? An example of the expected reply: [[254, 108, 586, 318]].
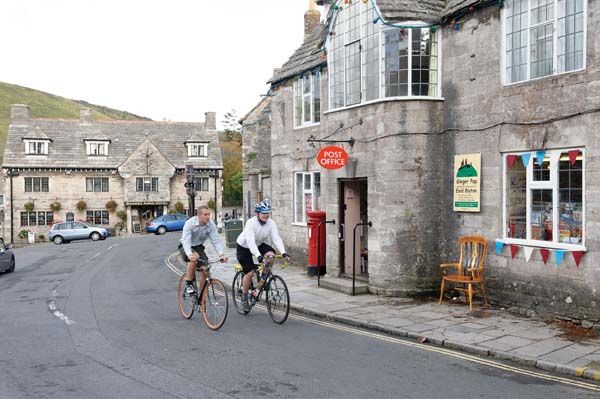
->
[[179, 206, 228, 295], [236, 200, 290, 312]]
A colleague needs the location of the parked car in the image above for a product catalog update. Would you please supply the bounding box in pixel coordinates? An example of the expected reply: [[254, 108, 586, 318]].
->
[[48, 222, 110, 245], [0, 242, 15, 273], [145, 213, 189, 235]]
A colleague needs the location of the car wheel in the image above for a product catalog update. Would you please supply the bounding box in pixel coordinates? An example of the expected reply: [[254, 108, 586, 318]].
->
[[157, 226, 167, 235], [7, 257, 15, 273], [90, 232, 101, 241], [53, 236, 64, 245]]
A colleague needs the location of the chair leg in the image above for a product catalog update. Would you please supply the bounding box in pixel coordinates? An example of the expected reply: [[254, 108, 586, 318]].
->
[[481, 283, 489, 307], [439, 279, 445, 304], [468, 283, 473, 311]]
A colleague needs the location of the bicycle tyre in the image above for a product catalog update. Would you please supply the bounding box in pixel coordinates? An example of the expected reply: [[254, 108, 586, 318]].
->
[[178, 274, 196, 319], [232, 271, 250, 315], [266, 275, 290, 324], [201, 279, 229, 330]]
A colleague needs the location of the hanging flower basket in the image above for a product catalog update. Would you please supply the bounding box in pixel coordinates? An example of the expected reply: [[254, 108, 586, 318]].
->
[[174, 201, 184, 214], [76, 200, 87, 212], [105, 200, 118, 213], [50, 201, 62, 212], [24, 202, 34, 212], [116, 210, 127, 222]]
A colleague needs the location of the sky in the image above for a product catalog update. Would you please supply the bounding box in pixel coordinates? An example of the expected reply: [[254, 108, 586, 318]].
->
[[0, 0, 323, 127]]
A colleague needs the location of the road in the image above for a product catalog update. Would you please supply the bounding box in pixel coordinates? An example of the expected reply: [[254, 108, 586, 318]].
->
[[0, 233, 598, 398]]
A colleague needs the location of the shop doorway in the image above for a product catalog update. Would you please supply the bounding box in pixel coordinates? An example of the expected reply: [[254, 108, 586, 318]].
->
[[339, 178, 368, 279], [133, 206, 164, 233]]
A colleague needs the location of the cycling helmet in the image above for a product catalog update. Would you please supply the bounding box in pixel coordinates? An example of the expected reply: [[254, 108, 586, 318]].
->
[[254, 200, 271, 214]]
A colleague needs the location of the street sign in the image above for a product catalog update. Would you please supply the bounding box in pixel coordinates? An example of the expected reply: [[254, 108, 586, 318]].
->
[[316, 146, 348, 170]]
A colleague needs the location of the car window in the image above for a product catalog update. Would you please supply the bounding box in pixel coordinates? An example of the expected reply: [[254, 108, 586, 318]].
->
[[177, 214, 188, 221], [62, 223, 72, 230], [0, 242, 5, 251], [72, 222, 87, 229], [165, 215, 175, 221]]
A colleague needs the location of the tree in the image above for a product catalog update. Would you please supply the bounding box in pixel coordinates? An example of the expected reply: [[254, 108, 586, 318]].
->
[[219, 109, 243, 206]]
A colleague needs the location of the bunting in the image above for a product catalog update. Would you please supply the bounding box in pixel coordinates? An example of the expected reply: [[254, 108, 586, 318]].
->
[[555, 250, 566, 266], [572, 251, 584, 267], [510, 244, 519, 259], [540, 249, 550, 264], [495, 241, 504, 255], [521, 153, 531, 168], [568, 149, 580, 166], [507, 154, 517, 168], [535, 150, 545, 165], [523, 246, 534, 262]]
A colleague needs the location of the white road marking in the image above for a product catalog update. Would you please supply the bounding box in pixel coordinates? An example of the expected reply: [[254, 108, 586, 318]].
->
[[48, 300, 75, 325]]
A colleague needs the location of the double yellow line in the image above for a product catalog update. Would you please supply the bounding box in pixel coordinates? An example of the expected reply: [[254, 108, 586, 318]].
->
[[164, 254, 600, 392]]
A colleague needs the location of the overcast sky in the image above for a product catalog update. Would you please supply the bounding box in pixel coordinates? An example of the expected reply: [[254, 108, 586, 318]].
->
[[0, 0, 322, 127]]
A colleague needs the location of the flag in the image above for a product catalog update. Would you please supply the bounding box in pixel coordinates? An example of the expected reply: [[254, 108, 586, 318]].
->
[[507, 155, 517, 168], [510, 244, 519, 259], [568, 149, 580, 166], [523, 247, 534, 262], [555, 250, 566, 266], [521, 153, 531, 168], [536, 150, 545, 165], [540, 249, 550, 264], [495, 241, 504, 255], [572, 251, 584, 267]]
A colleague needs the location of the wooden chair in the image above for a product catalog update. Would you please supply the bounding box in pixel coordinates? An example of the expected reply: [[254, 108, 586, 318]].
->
[[439, 235, 489, 311]]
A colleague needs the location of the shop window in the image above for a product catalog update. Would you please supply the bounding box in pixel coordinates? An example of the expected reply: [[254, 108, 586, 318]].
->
[[504, 148, 584, 248], [294, 171, 321, 224], [86, 210, 109, 225]]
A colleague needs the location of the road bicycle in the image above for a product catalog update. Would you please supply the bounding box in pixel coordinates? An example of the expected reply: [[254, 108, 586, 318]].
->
[[178, 258, 229, 330], [232, 254, 290, 324]]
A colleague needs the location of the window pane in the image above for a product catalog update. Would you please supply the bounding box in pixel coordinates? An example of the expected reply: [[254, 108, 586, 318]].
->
[[21, 212, 28, 226], [532, 154, 551, 181], [38, 211, 46, 226], [25, 177, 32, 192], [144, 178, 151, 192], [345, 41, 361, 105], [203, 178, 209, 191], [102, 211, 109, 225], [33, 178, 41, 192], [557, 0, 585, 73], [314, 172, 321, 210], [29, 212, 36, 226], [294, 80, 302, 126], [303, 96, 311, 123], [313, 72, 321, 123], [506, 0, 529, 83], [558, 150, 583, 243], [47, 212, 53, 225], [152, 177, 158, 191], [531, 189, 553, 242], [136, 178, 143, 192], [305, 193, 313, 213], [530, 23, 554, 79], [66, 212, 74, 222], [304, 174, 311, 190], [86, 178, 93, 192], [87, 211, 94, 224], [295, 174, 303, 223], [42, 178, 49, 192], [94, 178, 101, 192], [94, 211, 101, 224], [506, 157, 527, 239], [102, 178, 109, 192], [384, 29, 409, 97]]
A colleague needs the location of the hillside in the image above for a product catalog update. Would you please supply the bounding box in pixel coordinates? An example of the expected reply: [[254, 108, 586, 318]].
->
[[0, 81, 151, 162]]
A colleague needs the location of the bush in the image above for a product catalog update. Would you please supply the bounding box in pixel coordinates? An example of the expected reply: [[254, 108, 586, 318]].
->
[[38, 234, 46, 241], [116, 210, 127, 222], [207, 199, 216, 210], [105, 200, 118, 212], [24, 202, 34, 212], [50, 201, 61, 212], [18, 229, 29, 239], [174, 201, 185, 214], [76, 200, 87, 211]]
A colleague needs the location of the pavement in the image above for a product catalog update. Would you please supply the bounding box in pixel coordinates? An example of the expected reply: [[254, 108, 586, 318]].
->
[[173, 236, 600, 383]]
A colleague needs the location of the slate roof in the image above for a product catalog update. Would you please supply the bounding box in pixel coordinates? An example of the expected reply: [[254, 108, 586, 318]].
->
[[442, 0, 482, 18], [376, 0, 446, 22], [3, 118, 223, 170], [267, 23, 327, 85]]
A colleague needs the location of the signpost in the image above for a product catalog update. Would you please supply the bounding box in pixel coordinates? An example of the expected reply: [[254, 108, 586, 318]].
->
[[316, 146, 348, 170]]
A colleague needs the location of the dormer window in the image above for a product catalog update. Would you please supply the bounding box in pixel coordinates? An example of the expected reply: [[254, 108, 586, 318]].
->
[[187, 142, 208, 157], [85, 140, 109, 156], [24, 139, 49, 155]]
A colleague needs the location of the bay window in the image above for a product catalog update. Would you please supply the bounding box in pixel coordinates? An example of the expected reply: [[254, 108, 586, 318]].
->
[[327, 0, 440, 110], [504, 0, 586, 84], [504, 148, 584, 249], [294, 172, 321, 224]]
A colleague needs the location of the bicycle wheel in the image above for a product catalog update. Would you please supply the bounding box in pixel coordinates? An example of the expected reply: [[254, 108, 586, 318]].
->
[[232, 271, 250, 315], [201, 279, 229, 330], [178, 275, 196, 319], [266, 275, 290, 324]]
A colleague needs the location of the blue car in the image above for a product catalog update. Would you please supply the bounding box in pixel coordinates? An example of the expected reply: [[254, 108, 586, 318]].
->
[[146, 213, 189, 235]]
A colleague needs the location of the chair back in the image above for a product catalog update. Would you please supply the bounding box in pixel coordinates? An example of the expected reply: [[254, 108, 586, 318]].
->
[[457, 236, 488, 277]]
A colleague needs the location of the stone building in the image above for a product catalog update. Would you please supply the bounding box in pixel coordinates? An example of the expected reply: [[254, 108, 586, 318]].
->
[[2, 105, 223, 242], [248, 0, 600, 324], [240, 96, 272, 220]]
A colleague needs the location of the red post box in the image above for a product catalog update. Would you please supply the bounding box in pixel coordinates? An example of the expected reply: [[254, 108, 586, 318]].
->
[[307, 210, 327, 276]]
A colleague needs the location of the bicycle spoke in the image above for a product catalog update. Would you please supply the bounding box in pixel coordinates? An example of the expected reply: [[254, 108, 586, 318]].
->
[[232, 271, 250, 315], [178, 275, 196, 319], [202, 279, 228, 330], [267, 275, 290, 324]]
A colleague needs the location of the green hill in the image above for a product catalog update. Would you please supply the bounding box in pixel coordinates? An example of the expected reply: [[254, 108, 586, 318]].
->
[[0, 81, 151, 162]]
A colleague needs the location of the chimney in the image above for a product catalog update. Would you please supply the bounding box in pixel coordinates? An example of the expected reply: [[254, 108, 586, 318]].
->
[[80, 108, 92, 125], [305, 0, 321, 37], [10, 104, 30, 127], [205, 112, 216, 130]]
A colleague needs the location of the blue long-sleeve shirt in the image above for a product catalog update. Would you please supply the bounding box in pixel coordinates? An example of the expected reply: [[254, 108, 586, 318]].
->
[[180, 217, 224, 257]]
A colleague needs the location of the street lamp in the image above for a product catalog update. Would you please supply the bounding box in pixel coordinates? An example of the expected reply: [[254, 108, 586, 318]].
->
[[209, 169, 220, 223], [7, 169, 20, 244]]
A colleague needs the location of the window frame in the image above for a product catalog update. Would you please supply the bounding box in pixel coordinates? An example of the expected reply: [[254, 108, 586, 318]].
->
[[85, 140, 109, 156], [194, 177, 210, 192], [24, 139, 49, 155], [502, 148, 586, 251], [187, 142, 209, 158], [86, 210, 110, 225], [20, 211, 53, 226], [502, 0, 588, 85], [293, 71, 322, 129], [293, 171, 321, 225], [86, 177, 109, 192], [24, 177, 49, 193], [136, 177, 159, 192]]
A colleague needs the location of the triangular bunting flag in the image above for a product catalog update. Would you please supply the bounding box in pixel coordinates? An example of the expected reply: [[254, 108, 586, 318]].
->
[[540, 249, 550, 264], [507, 155, 517, 168], [495, 241, 504, 255], [521, 153, 531, 168], [568, 149, 580, 166], [555, 250, 566, 266], [572, 251, 584, 267], [535, 150, 545, 165], [523, 247, 534, 262], [510, 244, 519, 259]]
